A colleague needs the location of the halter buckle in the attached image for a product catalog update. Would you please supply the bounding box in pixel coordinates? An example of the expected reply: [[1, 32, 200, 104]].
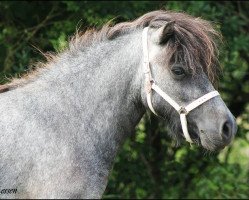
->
[[150, 79, 155, 84]]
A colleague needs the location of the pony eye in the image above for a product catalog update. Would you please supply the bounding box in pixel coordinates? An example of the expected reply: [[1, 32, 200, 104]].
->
[[171, 67, 185, 77]]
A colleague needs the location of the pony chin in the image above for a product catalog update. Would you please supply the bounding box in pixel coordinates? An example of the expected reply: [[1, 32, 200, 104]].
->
[[166, 124, 186, 146]]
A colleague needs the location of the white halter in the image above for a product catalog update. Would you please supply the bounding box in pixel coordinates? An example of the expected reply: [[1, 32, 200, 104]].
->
[[142, 27, 220, 143]]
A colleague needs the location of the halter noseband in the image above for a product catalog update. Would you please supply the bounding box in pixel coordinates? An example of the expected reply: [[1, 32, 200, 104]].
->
[[142, 27, 220, 143]]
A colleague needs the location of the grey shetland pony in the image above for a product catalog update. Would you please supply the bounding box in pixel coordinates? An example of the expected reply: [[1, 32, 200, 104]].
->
[[0, 10, 237, 199]]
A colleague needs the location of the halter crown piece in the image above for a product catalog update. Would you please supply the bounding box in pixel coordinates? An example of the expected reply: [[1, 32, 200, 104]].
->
[[142, 27, 220, 143]]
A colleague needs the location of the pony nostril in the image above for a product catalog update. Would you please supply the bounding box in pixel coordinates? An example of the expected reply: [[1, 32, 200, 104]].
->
[[221, 121, 232, 141]]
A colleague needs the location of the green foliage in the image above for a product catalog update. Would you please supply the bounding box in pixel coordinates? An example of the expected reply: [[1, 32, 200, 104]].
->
[[0, 1, 248, 199]]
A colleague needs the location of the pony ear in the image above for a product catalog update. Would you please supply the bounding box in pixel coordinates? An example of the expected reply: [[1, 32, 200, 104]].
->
[[152, 21, 175, 44]]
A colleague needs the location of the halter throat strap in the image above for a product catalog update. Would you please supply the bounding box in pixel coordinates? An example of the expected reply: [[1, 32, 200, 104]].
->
[[142, 27, 220, 143]]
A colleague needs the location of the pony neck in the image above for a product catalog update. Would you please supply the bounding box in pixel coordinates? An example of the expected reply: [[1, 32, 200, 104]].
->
[[33, 31, 146, 196]]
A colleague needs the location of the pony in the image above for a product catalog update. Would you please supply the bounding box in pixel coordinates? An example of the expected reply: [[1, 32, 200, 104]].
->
[[0, 10, 237, 198]]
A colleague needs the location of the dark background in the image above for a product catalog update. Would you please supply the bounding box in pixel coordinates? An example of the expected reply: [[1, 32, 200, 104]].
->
[[0, 1, 248, 198]]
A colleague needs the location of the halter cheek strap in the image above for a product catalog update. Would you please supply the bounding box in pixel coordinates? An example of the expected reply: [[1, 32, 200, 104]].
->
[[142, 27, 220, 143]]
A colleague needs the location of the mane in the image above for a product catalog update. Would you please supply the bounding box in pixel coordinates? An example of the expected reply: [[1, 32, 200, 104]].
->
[[70, 10, 222, 84], [0, 10, 222, 93]]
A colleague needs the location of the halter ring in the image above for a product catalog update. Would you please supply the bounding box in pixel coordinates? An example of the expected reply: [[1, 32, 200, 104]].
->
[[179, 107, 188, 115]]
